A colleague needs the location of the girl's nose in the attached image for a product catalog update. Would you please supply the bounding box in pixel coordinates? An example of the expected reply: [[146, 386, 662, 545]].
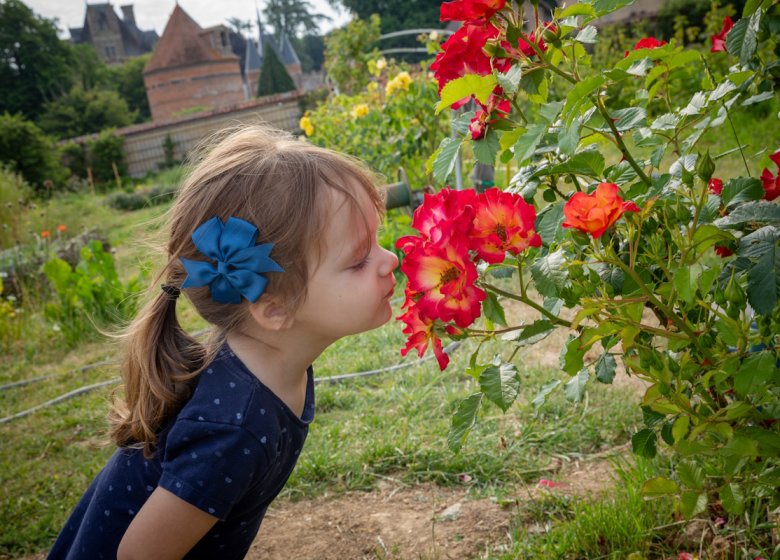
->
[[379, 247, 399, 276]]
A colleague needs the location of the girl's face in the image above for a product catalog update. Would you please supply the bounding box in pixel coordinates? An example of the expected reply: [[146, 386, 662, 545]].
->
[[290, 183, 399, 343]]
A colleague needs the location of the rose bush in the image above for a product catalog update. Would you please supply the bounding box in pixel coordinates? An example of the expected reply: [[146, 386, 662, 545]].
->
[[398, 0, 780, 534]]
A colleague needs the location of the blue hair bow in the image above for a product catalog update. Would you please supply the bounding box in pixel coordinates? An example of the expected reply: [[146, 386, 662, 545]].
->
[[180, 216, 284, 304]]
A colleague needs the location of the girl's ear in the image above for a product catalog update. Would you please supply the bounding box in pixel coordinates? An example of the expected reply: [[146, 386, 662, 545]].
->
[[248, 295, 293, 331]]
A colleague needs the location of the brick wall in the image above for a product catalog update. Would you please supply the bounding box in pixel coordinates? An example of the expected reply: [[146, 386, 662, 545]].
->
[[113, 91, 303, 177], [144, 60, 247, 122]]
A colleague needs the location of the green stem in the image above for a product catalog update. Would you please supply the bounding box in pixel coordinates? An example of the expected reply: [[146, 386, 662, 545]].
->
[[722, 100, 751, 177], [479, 281, 572, 328], [593, 97, 653, 188]]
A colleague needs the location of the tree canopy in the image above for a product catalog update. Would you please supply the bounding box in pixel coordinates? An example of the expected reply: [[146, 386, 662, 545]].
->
[[263, 0, 331, 38], [0, 0, 74, 119]]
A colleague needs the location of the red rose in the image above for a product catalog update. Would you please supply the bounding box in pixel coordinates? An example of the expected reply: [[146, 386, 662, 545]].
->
[[440, 0, 506, 23], [711, 16, 734, 53], [714, 245, 734, 258], [624, 36, 667, 57], [708, 178, 724, 195], [562, 182, 640, 238], [760, 149, 780, 201]]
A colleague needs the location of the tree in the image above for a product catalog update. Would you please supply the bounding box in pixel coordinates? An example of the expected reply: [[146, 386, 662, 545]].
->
[[335, 0, 441, 35], [111, 54, 152, 122], [294, 34, 326, 72], [257, 46, 297, 96], [263, 0, 331, 39], [0, 113, 65, 190], [0, 0, 73, 119], [38, 87, 135, 139], [70, 44, 112, 91], [324, 15, 382, 95]]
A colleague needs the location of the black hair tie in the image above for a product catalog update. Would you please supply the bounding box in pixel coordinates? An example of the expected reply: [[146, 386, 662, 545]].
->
[[161, 284, 181, 300]]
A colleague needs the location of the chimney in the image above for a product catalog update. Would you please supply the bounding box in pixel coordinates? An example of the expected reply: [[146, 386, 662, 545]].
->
[[120, 5, 135, 26]]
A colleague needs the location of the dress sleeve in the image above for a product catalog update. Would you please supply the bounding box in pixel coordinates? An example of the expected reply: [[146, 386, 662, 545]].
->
[[159, 418, 270, 520]]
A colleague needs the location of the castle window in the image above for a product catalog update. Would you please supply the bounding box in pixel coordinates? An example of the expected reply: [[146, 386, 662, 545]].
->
[[221, 31, 227, 47], [105, 45, 117, 59]]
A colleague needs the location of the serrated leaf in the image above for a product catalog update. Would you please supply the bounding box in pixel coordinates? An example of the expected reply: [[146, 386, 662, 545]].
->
[[575, 25, 598, 44], [448, 393, 483, 452], [595, 352, 617, 384], [744, 234, 780, 315], [479, 363, 520, 413], [726, 11, 761, 66], [721, 177, 764, 207], [741, 91, 775, 106], [482, 290, 507, 327], [563, 75, 605, 122], [611, 107, 647, 131], [715, 201, 780, 228], [497, 65, 523, 96], [709, 79, 737, 102], [641, 476, 679, 496], [535, 202, 564, 246], [502, 319, 556, 347], [672, 415, 690, 443], [564, 368, 589, 402], [651, 113, 679, 131], [533, 379, 561, 408], [719, 483, 745, 515], [558, 4, 597, 19], [433, 136, 464, 185], [677, 461, 705, 489], [560, 335, 585, 375], [473, 129, 500, 166], [680, 91, 708, 116], [514, 123, 548, 164], [674, 264, 702, 304], [734, 351, 776, 398], [680, 491, 708, 518], [627, 57, 654, 77], [632, 428, 657, 458], [541, 151, 605, 179], [437, 74, 498, 113], [592, 0, 637, 16], [531, 248, 569, 297]]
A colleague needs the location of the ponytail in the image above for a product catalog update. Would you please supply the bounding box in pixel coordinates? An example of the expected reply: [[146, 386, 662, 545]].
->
[[108, 281, 210, 457]]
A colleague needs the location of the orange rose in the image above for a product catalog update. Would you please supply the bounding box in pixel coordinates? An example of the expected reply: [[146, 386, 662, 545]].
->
[[57, 224, 67, 232], [562, 183, 640, 238]]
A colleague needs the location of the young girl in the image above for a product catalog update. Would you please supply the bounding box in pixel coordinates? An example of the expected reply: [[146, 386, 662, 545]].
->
[[48, 125, 399, 559]]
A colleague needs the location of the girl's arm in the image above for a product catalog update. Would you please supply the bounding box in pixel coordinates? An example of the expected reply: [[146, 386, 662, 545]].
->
[[117, 487, 218, 560]]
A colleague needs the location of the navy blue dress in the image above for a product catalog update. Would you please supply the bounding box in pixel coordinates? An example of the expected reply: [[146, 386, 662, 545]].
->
[[48, 345, 315, 559]]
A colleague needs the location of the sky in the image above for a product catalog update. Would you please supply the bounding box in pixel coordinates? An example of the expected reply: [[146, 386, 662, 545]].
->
[[23, 0, 351, 39]]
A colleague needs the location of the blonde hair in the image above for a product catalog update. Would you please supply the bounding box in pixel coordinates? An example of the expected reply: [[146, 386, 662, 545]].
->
[[109, 125, 384, 456]]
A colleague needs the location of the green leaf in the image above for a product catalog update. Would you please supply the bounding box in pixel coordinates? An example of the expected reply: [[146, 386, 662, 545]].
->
[[535, 202, 564, 246], [632, 429, 658, 458], [743, 0, 763, 16], [575, 25, 598, 43], [560, 335, 585, 375], [743, 229, 780, 315], [563, 76, 605, 122], [479, 363, 520, 413], [677, 461, 705, 490], [611, 107, 647, 132], [564, 368, 589, 402], [558, 119, 581, 156], [674, 264, 702, 304], [715, 201, 780, 228], [592, 0, 637, 16], [497, 65, 523, 96], [513, 123, 548, 164], [719, 483, 745, 515], [651, 113, 679, 131], [595, 352, 617, 384], [502, 319, 556, 346], [734, 351, 777, 398], [473, 129, 500, 166], [531, 249, 569, 297], [672, 415, 690, 443], [542, 151, 605, 179], [433, 136, 464, 185], [482, 291, 507, 327], [693, 224, 732, 254], [520, 71, 548, 104], [741, 91, 775, 106], [726, 11, 761, 66], [437, 74, 498, 113], [680, 491, 708, 518], [448, 393, 483, 452], [533, 379, 561, 408], [558, 4, 597, 19], [641, 476, 679, 496], [721, 177, 764, 207]]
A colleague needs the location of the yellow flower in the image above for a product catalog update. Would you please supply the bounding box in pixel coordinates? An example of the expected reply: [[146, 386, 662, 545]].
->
[[367, 82, 378, 93], [385, 72, 413, 97], [299, 113, 314, 136], [350, 103, 370, 119], [376, 57, 387, 71]]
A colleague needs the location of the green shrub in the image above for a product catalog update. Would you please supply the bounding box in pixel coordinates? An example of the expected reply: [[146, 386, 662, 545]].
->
[[257, 44, 297, 96], [0, 113, 65, 192], [60, 141, 88, 180], [42, 239, 144, 346], [86, 129, 125, 185], [106, 184, 177, 211]]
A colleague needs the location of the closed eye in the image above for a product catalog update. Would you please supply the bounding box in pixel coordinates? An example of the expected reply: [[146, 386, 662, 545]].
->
[[351, 257, 370, 271]]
